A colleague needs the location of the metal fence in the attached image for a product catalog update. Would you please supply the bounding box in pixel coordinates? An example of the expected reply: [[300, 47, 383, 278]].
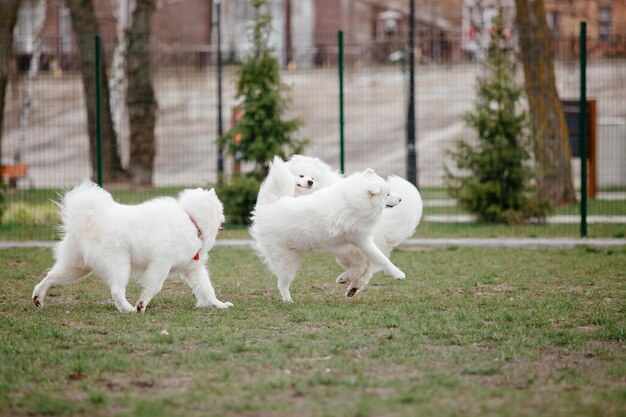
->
[[1, 33, 625, 239]]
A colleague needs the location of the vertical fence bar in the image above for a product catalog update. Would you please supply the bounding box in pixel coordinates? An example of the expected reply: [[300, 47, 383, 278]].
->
[[580, 22, 587, 237], [338, 30, 345, 174], [406, 0, 417, 186], [215, 0, 224, 185], [94, 35, 103, 187]]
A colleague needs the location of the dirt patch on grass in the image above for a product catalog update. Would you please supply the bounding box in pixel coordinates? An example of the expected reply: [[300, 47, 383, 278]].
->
[[472, 283, 516, 296], [576, 324, 601, 332], [99, 374, 193, 394], [466, 343, 625, 391], [420, 343, 464, 354]]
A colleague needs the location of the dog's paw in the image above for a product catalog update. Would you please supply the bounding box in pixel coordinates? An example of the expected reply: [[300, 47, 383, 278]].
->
[[336, 274, 348, 285], [212, 301, 233, 309], [32, 295, 42, 309], [345, 287, 359, 298], [390, 269, 405, 280], [135, 300, 146, 313], [117, 304, 136, 313]]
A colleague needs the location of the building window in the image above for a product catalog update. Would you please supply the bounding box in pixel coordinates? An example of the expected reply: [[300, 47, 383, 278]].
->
[[236, 0, 254, 21], [598, 6, 612, 43], [59, 5, 72, 54], [14, 1, 36, 54], [546, 10, 560, 38]]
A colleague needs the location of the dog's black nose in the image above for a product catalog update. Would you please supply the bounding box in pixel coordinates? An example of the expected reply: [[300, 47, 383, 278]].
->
[[307, 180, 313, 187]]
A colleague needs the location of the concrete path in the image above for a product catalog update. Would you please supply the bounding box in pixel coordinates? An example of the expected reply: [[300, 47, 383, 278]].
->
[[2, 238, 624, 250], [423, 215, 626, 223]]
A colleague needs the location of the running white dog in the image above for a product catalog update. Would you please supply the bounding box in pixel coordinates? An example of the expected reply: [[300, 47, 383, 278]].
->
[[251, 167, 405, 302], [32, 181, 233, 313], [259, 155, 423, 296]]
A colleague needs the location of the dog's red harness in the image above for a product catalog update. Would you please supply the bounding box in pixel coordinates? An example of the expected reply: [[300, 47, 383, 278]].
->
[[187, 214, 225, 261], [188, 214, 203, 261]]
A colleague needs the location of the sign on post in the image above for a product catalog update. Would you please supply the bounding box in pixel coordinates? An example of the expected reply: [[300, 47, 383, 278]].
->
[[561, 99, 597, 198]]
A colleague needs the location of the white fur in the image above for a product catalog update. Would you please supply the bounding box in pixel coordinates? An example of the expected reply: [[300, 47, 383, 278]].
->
[[255, 156, 298, 206], [334, 175, 423, 296], [251, 168, 405, 302], [32, 180, 233, 313], [255, 155, 318, 207], [286, 155, 342, 197], [274, 155, 423, 296]]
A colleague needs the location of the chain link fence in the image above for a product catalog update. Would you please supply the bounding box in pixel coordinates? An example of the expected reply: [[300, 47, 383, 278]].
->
[[1, 33, 625, 239]]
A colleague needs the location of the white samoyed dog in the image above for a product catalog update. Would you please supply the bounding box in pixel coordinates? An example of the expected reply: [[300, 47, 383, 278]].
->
[[251, 166, 405, 302], [32, 181, 233, 313], [258, 155, 423, 296]]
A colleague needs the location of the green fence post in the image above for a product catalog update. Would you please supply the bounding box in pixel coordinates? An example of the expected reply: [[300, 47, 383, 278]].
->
[[406, 0, 417, 187], [338, 30, 345, 175], [580, 22, 587, 237], [94, 35, 103, 187]]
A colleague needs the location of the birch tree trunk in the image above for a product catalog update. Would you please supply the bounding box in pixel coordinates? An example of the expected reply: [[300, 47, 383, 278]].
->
[[467, 0, 489, 63], [65, 0, 127, 183], [0, 0, 21, 182], [126, 0, 157, 185], [514, 0, 576, 205], [15, 0, 46, 164], [109, 0, 136, 168]]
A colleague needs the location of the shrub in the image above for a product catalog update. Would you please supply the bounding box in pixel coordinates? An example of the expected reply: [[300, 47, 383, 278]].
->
[[218, 0, 307, 176], [215, 175, 260, 226], [445, 13, 551, 224], [2, 202, 60, 225]]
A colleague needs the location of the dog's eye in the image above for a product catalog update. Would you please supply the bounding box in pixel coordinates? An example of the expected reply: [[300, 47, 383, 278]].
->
[[299, 175, 304, 178]]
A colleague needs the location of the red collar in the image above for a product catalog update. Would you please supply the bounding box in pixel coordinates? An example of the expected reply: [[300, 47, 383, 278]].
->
[[188, 214, 203, 239], [188, 214, 202, 261]]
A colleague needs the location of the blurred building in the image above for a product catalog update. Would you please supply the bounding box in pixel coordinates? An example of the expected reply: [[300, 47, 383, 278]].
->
[[14, 0, 214, 70], [14, 0, 466, 69], [545, 0, 626, 57], [461, 0, 515, 61], [301, 0, 463, 66], [12, 0, 626, 71]]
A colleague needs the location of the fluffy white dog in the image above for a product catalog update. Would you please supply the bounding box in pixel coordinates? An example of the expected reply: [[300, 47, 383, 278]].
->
[[259, 155, 423, 296], [251, 166, 405, 302], [32, 181, 233, 313]]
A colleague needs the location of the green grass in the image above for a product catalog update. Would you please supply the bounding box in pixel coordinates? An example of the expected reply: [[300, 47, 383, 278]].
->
[[2, 186, 625, 240], [3, 222, 626, 241], [555, 199, 626, 216], [3, 222, 625, 242], [416, 222, 626, 238], [426, 199, 626, 216], [4, 186, 189, 205], [1, 246, 624, 416]]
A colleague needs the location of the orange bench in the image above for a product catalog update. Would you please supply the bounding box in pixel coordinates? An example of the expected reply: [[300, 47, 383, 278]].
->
[[1, 164, 28, 188]]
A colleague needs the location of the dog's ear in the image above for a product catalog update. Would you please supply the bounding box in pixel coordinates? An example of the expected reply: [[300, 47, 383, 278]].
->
[[207, 188, 216, 196], [363, 168, 376, 176], [271, 155, 284, 165], [368, 183, 382, 197]]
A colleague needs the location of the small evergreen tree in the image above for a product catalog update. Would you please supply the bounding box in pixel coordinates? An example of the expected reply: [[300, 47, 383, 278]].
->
[[446, 13, 550, 224], [219, 0, 306, 176]]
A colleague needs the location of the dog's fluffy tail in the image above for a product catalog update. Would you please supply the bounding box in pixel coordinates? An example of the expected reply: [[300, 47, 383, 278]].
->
[[255, 156, 297, 206], [375, 176, 423, 250], [57, 180, 114, 237]]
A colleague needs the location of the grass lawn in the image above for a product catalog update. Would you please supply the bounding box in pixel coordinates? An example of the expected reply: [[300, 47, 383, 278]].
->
[[3, 222, 626, 241], [1, 245, 624, 416], [3, 186, 626, 240]]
